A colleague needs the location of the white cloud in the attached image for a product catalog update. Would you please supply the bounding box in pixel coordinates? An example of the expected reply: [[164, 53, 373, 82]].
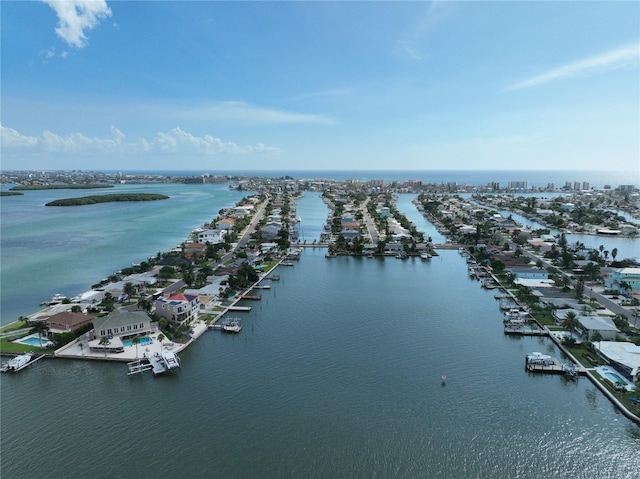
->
[[0, 124, 280, 157], [1, 125, 39, 149], [506, 42, 640, 91], [42, 0, 112, 48], [155, 127, 280, 155]]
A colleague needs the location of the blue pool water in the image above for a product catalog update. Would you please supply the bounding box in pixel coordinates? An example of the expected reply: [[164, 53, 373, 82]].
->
[[122, 337, 153, 347], [17, 337, 50, 347], [605, 372, 628, 385]]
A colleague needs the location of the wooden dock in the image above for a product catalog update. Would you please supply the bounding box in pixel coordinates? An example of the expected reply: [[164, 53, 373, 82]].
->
[[504, 327, 548, 336], [525, 363, 586, 376]]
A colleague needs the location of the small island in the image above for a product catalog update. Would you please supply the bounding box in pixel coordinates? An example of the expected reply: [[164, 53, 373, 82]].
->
[[46, 193, 170, 206], [0, 191, 24, 196]]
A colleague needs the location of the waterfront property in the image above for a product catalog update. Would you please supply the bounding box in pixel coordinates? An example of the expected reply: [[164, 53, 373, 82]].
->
[[90, 309, 155, 346], [154, 292, 200, 326], [593, 341, 640, 383]]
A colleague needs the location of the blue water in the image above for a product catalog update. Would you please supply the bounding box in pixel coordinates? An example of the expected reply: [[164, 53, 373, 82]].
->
[[122, 337, 153, 347], [605, 372, 629, 385], [0, 183, 249, 323], [16, 337, 49, 347], [1, 181, 640, 478]]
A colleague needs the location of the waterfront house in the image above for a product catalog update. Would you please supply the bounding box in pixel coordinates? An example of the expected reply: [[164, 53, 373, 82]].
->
[[340, 229, 361, 241], [576, 315, 619, 341], [216, 218, 236, 231], [593, 341, 640, 383], [91, 309, 154, 342], [605, 268, 640, 294], [45, 311, 94, 335], [383, 243, 404, 254], [197, 229, 226, 244], [184, 242, 207, 257], [154, 292, 199, 326]]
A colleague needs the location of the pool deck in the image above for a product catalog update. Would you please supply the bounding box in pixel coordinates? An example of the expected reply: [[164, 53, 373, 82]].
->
[[53, 320, 209, 362]]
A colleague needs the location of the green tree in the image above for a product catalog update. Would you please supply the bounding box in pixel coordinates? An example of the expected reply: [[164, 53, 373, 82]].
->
[[99, 336, 110, 357], [562, 311, 580, 334], [123, 282, 136, 298], [30, 321, 50, 348]]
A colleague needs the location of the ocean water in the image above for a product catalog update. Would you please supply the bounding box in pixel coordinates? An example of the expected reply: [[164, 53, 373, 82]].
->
[[1, 185, 640, 478], [0, 183, 248, 323]]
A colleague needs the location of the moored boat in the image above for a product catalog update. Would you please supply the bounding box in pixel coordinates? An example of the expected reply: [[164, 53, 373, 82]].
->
[[222, 317, 242, 333], [1, 353, 33, 372]]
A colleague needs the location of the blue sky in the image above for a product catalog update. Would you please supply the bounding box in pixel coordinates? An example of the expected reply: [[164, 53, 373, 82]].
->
[[1, 1, 638, 172]]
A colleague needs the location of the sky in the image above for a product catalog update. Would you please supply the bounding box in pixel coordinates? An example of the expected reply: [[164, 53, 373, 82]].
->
[[1, 0, 639, 172]]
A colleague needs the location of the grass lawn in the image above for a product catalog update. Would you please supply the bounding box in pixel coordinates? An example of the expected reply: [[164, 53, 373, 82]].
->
[[0, 320, 29, 334], [0, 337, 55, 354]]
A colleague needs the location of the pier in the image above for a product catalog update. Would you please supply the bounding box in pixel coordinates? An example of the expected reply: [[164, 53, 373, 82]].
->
[[524, 353, 585, 377]]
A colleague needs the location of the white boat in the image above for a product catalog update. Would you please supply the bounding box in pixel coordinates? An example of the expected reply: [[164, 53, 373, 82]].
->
[[222, 318, 242, 333], [1, 353, 33, 372], [526, 352, 555, 365], [41, 293, 67, 306], [161, 349, 180, 370], [420, 252, 432, 260]]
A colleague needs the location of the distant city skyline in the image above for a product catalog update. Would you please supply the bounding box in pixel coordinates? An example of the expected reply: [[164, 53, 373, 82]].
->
[[1, 1, 638, 172]]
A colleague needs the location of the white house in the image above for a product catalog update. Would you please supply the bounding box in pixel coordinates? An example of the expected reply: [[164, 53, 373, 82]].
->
[[154, 292, 200, 326], [197, 228, 226, 244]]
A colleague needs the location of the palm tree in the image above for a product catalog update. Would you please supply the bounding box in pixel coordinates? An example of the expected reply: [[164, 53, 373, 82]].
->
[[157, 333, 165, 350], [98, 336, 110, 357], [562, 311, 580, 335], [31, 321, 49, 348], [132, 336, 141, 358], [611, 248, 618, 262]]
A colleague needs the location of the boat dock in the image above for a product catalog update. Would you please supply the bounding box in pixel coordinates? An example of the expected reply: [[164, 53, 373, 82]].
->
[[228, 305, 251, 311], [127, 350, 180, 376], [504, 326, 548, 336], [241, 295, 261, 300], [1, 353, 46, 373], [524, 353, 585, 377]]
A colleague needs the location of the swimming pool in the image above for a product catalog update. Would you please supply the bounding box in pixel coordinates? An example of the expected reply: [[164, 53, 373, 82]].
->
[[16, 336, 51, 347], [604, 372, 628, 385], [122, 337, 153, 347]]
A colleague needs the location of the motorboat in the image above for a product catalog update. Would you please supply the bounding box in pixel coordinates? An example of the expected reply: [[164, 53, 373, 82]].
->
[[1, 353, 33, 372], [161, 349, 180, 370], [222, 318, 242, 333]]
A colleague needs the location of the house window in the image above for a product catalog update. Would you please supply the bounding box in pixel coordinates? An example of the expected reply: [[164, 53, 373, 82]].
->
[[127, 325, 131, 331], [139, 323, 144, 329]]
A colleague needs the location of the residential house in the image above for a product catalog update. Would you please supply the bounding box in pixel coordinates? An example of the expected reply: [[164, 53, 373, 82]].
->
[[384, 243, 404, 254], [91, 309, 154, 345], [340, 229, 361, 241], [508, 267, 549, 280], [576, 315, 619, 341], [197, 229, 226, 244], [216, 218, 236, 231], [45, 311, 94, 336], [154, 292, 200, 326], [605, 268, 640, 293], [260, 223, 282, 241], [593, 341, 640, 382]]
